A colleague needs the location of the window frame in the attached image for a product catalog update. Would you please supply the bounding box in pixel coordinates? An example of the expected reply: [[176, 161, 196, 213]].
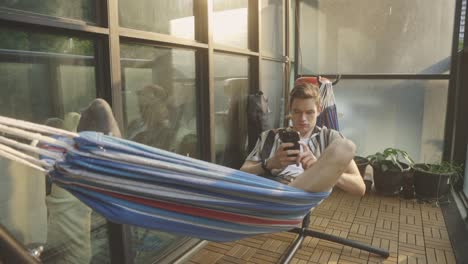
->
[[0, 0, 293, 263]]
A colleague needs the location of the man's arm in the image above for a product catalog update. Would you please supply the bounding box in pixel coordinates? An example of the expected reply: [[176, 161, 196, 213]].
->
[[240, 160, 266, 175], [335, 159, 366, 196], [240, 143, 300, 175]]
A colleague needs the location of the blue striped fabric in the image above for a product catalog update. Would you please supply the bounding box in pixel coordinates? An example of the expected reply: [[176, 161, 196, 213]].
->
[[317, 82, 340, 131], [317, 104, 339, 131], [51, 132, 330, 242]]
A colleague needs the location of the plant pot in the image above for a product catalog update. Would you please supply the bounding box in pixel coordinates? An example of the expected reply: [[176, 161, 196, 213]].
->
[[355, 156, 372, 194], [364, 179, 373, 194], [401, 169, 415, 199], [413, 164, 454, 199], [354, 156, 368, 178], [371, 161, 410, 196]]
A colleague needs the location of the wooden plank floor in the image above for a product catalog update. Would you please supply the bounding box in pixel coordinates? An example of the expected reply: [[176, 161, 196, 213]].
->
[[187, 189, 456, 264]]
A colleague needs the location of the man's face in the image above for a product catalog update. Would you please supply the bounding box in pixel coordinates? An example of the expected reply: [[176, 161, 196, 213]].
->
[[137, 89, 169, 127], [290, 98, 320, 136]]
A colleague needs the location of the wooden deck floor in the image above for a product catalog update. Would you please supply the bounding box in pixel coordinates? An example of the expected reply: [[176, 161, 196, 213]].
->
[[187, 189, 456, 264]]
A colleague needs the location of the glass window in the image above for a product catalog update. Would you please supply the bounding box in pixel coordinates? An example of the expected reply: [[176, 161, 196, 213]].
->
[[120, 43, 199, 158], [0, 27, 110, 263], [459, 0, 466, 51], [261, 60, 284, 128], [299, 0, 455, 74], [289, 64, 295, 91], [120, 42, 199, 263], [213, 0, 249, 49], [0, 0, 97, 24], [119, 0, 195, 40], [334, 79, 448, 163], [261, 0, 283, 57], [214, 53, 249, 168]]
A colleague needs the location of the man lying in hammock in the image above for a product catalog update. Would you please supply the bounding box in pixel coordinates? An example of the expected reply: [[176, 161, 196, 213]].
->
[[240, 83, 366, 195], [0, 93, 362, 243]]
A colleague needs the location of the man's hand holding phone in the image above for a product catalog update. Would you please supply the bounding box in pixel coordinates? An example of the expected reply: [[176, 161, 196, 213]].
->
[[278, 129, 300, 155], [267, 142, 301, 170], [264, 128, 301, 170], [298, 142, 317, 169], [269, 128, 317, 170]]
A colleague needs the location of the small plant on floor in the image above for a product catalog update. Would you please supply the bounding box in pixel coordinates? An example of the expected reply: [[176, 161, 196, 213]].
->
[[367, 148, 414, 172], [416, 162, 462, 174], [353, 156, 369, 177], [367, 148, 414, 196], [413, 161, 463, 201], [353, 156, 372, 194]]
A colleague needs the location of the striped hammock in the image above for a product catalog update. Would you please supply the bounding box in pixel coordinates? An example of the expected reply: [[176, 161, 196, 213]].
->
[[317, 81, 340, 131], [0, 116, 329, 242]]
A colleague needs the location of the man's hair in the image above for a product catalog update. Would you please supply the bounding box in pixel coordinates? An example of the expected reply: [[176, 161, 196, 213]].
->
[[138, 84, 168, 101], [289, 82, 321, 107]]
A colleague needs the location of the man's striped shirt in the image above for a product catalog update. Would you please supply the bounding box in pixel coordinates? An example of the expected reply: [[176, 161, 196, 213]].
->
[[245, 126, 343, 183]]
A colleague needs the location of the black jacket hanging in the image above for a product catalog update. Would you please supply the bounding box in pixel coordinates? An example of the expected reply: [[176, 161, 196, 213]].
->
[[247, 91, 272, 153]]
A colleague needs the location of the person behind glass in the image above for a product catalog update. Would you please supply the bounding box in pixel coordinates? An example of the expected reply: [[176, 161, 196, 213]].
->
[[127, 84, 173, 150], [240, 83, 365, 195]]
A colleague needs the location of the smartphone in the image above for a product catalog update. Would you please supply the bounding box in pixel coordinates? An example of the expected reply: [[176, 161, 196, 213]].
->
[[278, 129, 300, 157]]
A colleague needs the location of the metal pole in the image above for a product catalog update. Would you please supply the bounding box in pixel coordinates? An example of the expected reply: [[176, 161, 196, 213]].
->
[[288, 228, 390, 258], [0, 224, 40, 264]]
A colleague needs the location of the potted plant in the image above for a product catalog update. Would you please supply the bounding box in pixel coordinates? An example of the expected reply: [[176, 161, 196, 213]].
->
[[354, 156, 372, 193], [367, 148, 414, 196], [354, 156, 369, 178], [413, 161, 462, 199]]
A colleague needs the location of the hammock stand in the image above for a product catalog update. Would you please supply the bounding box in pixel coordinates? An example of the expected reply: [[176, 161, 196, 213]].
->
[[281, 214, 389, 263]]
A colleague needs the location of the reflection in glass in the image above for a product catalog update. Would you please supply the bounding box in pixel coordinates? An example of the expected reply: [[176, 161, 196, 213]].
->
[[334, 79, 448, 163], [119, 0, 195, 39], [0, 0, 96, 23], [213, 0, 249, 49], [261, 0, 283, 57], [0, 27, 110, 263], [120, 43, 198, 158], [299, 0, 455, 74], [0, 27, 94, 57], [214, 53, 249, 168], [120, 42, 198, 263], [261, 60, 284, 128]]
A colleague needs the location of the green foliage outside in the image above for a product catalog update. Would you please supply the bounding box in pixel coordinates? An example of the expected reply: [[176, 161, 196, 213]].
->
[[0, 0, 95, 23], [0, 27, 93, 56]]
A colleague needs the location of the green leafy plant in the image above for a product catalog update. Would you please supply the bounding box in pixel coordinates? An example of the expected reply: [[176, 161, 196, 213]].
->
[[416, 161, 462, 174], [367, 148, 414, 172], [414, 161, 464, 190], [412, 161, 465, 201]]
